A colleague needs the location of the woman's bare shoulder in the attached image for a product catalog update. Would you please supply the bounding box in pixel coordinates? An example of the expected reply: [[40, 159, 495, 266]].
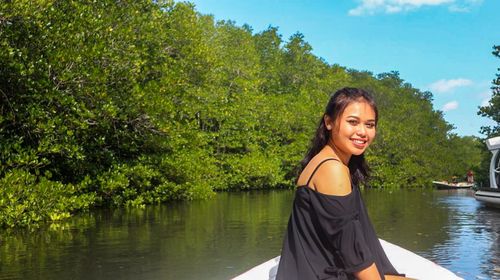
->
[[298, 156, 336, 185], [310, 159, 351, 196]]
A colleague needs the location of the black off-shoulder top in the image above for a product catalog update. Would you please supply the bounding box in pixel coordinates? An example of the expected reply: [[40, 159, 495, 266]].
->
[[276, 158, 402, 280]]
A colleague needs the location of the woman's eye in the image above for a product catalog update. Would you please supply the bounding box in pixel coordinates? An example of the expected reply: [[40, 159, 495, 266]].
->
[[347, 120, 358, 125], [366, 123, 376, 128]]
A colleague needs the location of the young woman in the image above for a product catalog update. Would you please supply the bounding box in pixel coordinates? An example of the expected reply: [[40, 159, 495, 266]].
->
[[276, 88, 405, 280]]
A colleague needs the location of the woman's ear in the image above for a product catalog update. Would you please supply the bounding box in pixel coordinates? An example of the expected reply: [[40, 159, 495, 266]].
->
[[323, 115, 332, 131]]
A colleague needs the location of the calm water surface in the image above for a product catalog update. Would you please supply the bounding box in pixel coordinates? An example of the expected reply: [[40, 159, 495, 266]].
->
[[0, 188, 499, 280]]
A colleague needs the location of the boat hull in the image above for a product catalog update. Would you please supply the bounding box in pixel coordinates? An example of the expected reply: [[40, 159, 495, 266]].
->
[[232, 239, 462, 280], [474, 187, 500, 208]]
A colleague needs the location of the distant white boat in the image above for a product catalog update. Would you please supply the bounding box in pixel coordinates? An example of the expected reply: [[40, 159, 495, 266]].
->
[[432, 181, 474, 190], [475, 136, 500, 207], [232, 239, 462, 280]]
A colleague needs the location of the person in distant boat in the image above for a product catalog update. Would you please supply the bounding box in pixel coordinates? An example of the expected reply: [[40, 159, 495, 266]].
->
[[276, 88, 408, 280], [467, 170, 474, 183]]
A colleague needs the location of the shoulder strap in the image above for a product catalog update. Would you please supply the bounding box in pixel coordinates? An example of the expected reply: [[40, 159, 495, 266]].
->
[[306, 158, 340, 189]]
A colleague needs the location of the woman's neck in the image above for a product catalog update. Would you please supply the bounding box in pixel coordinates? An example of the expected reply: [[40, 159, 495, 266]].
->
[[323, 142, 351, 166]]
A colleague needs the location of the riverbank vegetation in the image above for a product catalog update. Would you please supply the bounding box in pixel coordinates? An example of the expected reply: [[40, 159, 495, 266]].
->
[[0, 0, 489, 228], [475, 45, 500, 188]]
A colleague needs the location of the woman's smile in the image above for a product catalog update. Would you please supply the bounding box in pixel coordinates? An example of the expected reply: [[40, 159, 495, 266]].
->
[[351, 138, 368, 148]]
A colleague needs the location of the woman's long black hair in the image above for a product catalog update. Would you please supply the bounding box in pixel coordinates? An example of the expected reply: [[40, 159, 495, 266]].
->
[[298, 87, 378, 186]]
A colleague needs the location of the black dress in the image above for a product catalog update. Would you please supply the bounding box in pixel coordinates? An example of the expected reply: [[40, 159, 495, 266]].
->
[[276, 158, 402, 280]]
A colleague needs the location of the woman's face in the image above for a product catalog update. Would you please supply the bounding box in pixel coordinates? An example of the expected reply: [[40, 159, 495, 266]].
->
[[326, 100, 377, 158]]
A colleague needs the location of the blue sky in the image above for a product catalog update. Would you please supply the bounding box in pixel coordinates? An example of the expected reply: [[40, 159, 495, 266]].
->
[[188, 0, 499, 137]]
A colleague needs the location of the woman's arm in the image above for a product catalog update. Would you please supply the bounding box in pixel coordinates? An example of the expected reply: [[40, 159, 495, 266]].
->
[[352, 264, 417, 280], [385, 275, 416, 280], [353, 263, 381, 280]]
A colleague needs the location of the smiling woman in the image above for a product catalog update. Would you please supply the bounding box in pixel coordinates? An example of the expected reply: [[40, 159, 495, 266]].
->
[[276, 88, 407, 280]]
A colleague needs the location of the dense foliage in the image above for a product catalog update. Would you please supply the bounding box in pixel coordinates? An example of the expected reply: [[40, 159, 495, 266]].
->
[[0, 0, 484, 228], [474, 45, 500, 187], [478, 45, 500, 137]]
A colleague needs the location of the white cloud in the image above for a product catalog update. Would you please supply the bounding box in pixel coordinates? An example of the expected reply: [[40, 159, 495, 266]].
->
[[386, 5, 403, 13], [448, 5, 469, 12], [450, 0, 483, 12], [480, 90, 492, 107], [442, 101, 459, 112], [348, 0, 481, 15], [428, 78, 473, 93]]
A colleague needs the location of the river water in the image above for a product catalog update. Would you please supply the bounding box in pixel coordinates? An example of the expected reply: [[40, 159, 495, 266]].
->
[[0, 188, 499, 280]]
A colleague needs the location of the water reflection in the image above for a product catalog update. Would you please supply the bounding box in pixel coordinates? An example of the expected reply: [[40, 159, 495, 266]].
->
[[368, 189, 500, 280], [0, 189, 499, 280], [364, 188, 452, 253], [468, 205, 500, 279], [435, 191, 500, 280]]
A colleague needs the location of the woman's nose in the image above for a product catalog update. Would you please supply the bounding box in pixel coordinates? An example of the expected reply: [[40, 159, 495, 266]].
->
[[356, 125, 366, 136]]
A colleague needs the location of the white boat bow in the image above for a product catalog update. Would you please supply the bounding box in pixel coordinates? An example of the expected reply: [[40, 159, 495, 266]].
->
[[232, 239, 462, 280]]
